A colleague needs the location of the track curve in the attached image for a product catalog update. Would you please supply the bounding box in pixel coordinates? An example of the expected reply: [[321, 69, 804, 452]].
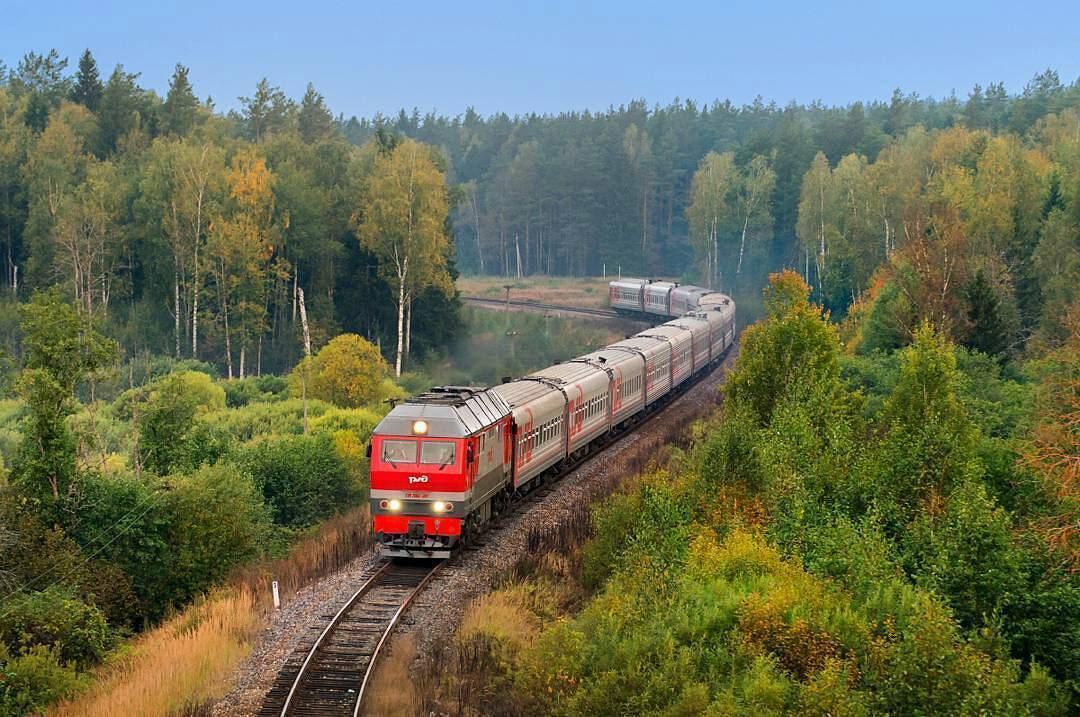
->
[[462, 294, 630, 319]]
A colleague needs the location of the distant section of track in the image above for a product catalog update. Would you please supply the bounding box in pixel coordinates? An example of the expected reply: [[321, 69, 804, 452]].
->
[[462, 295, 636, 320]]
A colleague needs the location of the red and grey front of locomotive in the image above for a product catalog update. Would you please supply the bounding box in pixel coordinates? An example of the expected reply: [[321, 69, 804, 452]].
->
[[369, 390, 510, 558]]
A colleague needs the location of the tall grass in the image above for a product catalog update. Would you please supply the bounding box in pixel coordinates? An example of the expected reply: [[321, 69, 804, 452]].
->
[[49, 589, 258, 717], [234, 504, 374, 612], [50, 505, 375, 717]]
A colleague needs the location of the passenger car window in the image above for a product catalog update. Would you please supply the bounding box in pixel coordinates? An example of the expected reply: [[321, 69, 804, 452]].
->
[[421, 440, 456, 465], [382, 439, 417, 463]]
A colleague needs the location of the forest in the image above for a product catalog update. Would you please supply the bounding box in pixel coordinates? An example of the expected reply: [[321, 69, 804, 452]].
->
[[0, 44, 1077, 715]]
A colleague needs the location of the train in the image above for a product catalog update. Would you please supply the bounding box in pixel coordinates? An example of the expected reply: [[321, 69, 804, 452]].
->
[[368, 279, 735, 558]]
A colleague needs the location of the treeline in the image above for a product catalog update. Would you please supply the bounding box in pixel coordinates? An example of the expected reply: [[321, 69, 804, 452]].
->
[[436, 273, 1079, 715], [0, 49, 460, 378], [341, 71, 1080, 300], [787, 113, 1080, 355]]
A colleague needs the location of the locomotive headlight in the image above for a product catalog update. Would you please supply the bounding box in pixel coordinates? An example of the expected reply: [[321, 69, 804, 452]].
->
[[412, 420, 428, 435], [433, 501, 453, 513], [388, 499, 402, 511]]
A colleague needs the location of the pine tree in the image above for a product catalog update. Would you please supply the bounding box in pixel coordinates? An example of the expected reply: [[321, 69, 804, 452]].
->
[[298, 83, 334, 143], [963, 270, 1009, 357], [163, 63, 199, 135], [70, 49, 103, 112]]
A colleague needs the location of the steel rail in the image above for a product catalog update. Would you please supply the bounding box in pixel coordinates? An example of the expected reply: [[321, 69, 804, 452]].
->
[[276, 560, 393, 716]]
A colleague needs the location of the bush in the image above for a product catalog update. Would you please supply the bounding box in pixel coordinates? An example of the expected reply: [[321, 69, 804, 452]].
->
[[200, 397, 333, 442], [222, 375, 288, 408], [0, 589, 113, 668], [904, 480, 1024, 630], [0, 644, 86, 717], [236, 433, 360, 528], [139, 371, 228, 474], [288, 334, 390, 408], [157, 464, 270, 609]]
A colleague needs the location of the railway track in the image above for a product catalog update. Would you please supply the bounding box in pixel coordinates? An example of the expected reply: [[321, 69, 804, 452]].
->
[[259, 560, 443, 717], [462, 294, 630, 319], [259, 346, 732, 717]]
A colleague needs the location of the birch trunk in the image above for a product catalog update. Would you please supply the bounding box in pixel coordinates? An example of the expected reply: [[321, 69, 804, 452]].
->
[[405, 293, 412, 357], [394, 256, 409, 376], [192, 237, 199, 358], [515, 233, 522, 278], [471, 191, 484, 273], [737, 214, 750, 275], [298, 287, 311, 434]]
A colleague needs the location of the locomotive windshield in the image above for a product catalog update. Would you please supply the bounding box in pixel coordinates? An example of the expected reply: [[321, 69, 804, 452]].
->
[[420, 441, 456, 466], [382, 439, 417, 464]]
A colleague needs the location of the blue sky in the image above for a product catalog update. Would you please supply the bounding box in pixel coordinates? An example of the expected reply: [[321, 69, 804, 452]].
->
[[5, 1, 1079, 118]]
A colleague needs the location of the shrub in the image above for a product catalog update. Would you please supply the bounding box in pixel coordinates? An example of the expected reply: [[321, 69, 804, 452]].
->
[[0, 589, 113, 668], [222, 375, 288, 408], [724, 271, 841, 427], [904, 480, 1024, 630], [236, 433, 360, 528], [0, 643, 86, 717], [158, 464, 270, 609], [288, 334, 390, 408], [137, 371, 227, 475], [200, 397, 333, 442]]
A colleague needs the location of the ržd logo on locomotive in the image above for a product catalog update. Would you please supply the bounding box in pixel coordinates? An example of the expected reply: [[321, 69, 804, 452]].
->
[[408, 475, 430, 484]]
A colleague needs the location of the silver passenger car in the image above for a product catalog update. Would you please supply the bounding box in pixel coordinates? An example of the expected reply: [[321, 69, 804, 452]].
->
[[643, 281, 676, 316], [609, 278, 646, 313]]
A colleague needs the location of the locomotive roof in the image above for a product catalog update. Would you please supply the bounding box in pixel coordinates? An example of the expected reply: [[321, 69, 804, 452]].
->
[[374, 386, 510, 437]]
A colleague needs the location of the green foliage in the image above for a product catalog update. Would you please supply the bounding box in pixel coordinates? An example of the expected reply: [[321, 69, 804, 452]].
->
[[0, 643, 86, 717], [725, 271, 841, 426], [904, 481, 1023, 629], [964, 269, 1011, 357], [873, 324, 980, 522], [139, 370, 227, 475], [155, 464, 270, 611], [222, 374, 287, 408], [0, 588, 113, 668], [857, 281, 911, 354], [236, 433, 359, 528], [288, 333, 389, 407], [11, 289, 115, 514]]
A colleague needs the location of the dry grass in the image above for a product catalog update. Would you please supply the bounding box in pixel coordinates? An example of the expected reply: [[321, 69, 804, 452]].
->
[[457, 275, 616, 309], [234, 504, 374, 613], [359, 635, 422, 717], [49, 589, 259, 717], [52, 505, 375, 717]]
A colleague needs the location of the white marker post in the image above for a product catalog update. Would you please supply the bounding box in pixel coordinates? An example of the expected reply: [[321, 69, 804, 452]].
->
[[272, 580, 280, 609]]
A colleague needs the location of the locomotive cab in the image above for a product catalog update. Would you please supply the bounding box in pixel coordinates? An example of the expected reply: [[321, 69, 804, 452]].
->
[[370, 387, 511, 558]]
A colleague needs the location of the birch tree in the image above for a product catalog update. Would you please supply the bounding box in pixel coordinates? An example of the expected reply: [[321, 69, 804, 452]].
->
[[207, 147, 280, 378], [734, 154, 776, 275], [53, 159, 122, 316], [139, 138, 224, 358], [687, 151, 738, 287], [796, 152, 831, 289], [357, 139, 451, 376]]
